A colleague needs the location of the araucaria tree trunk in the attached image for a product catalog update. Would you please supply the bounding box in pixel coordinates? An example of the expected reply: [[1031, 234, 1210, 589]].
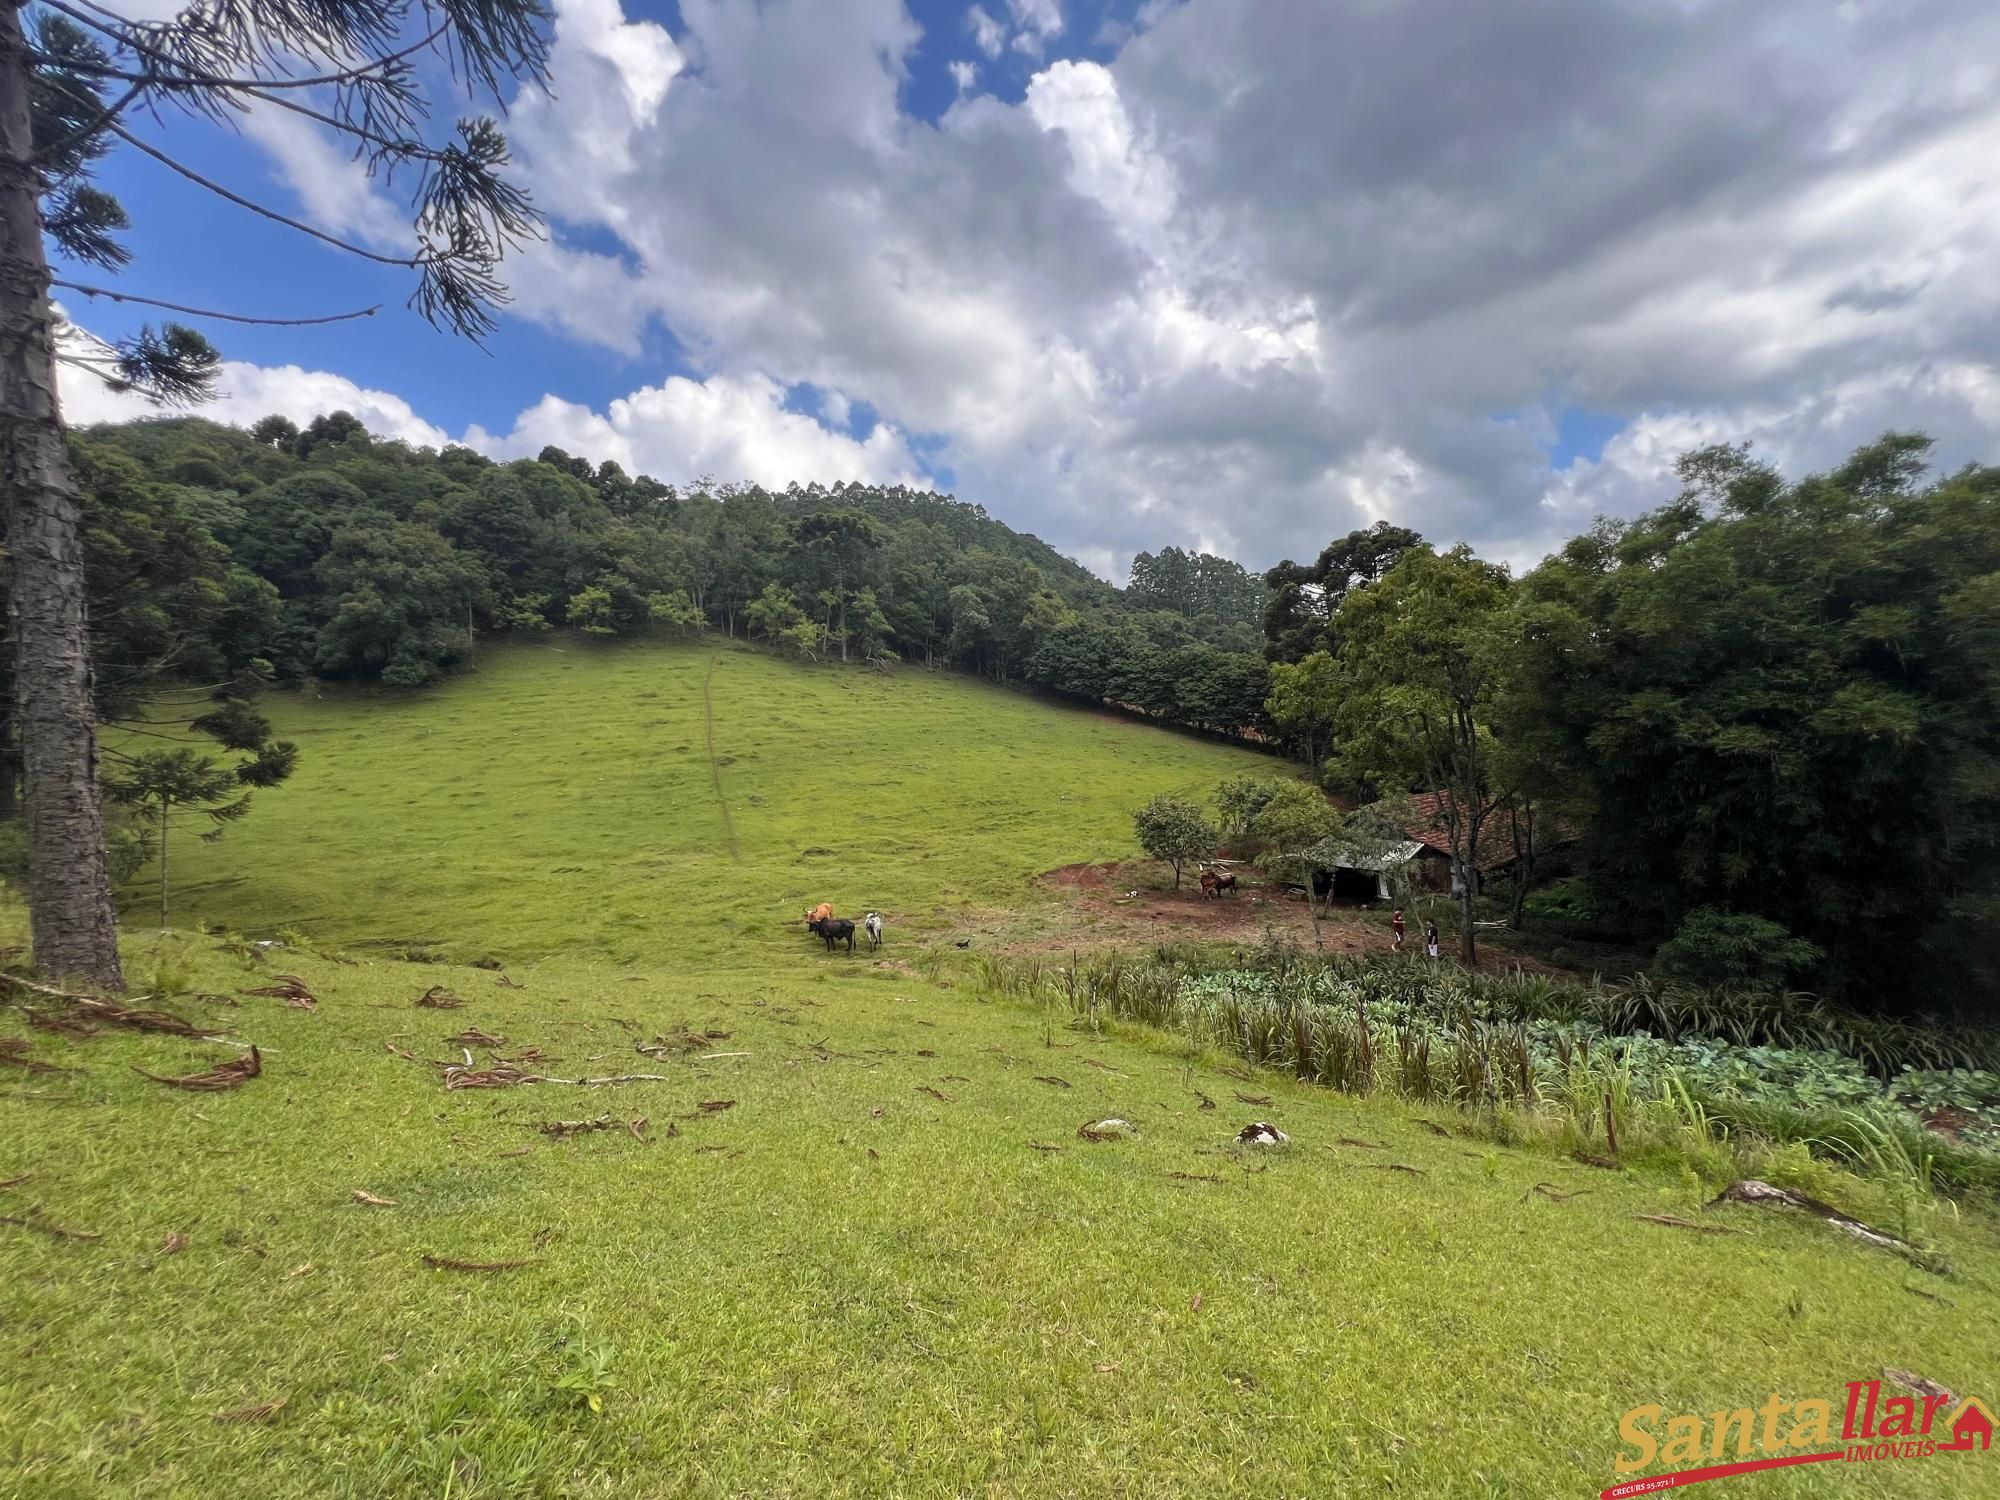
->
[[0, 12, 125, 988]]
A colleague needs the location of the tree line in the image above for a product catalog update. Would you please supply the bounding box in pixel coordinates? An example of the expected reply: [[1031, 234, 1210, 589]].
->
[[1256, 434, 2000, 1015], [7, 409, 1994, 1018]]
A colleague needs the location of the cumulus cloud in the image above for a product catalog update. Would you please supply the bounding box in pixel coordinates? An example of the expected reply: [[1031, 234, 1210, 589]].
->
[[966, 5, 1005, 58], [59, 353, 451, 449], [465, 373, 920, 489], [949, 59, 978, 93], [170, 0, 2000, 579]]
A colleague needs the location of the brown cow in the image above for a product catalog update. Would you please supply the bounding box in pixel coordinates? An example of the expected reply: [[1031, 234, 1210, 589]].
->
[[1199, 869, 1238, 900], [804, 902, 834, 927]]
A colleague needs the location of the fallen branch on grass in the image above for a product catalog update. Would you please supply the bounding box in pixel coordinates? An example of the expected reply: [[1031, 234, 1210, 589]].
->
[[421, 1253, 537, 1272], [443, 1064, 547, 1091], [0, 1038, 75, 1073], [351, 1190, 397, 1207], [0, 974, 211, 1038], [1635, 1214, 1744, 1236], [0, 1208, 101, 1240], [213, 1395, 288, 1424], [0, 1173, 34, 1190], [133, 1046, 261, 1092], [1572, 1151, 1621, 1171], [1522, 1182, 1593, 1204], [241, 977, 315, 1008], [1414, 1119, 1453, 1138], [413, 987, 464, 1010], [442, 1063, 680, 1091], [1708, 1180, 1926, 1260], [447, 1027, 506, 1047], [540, 1115, 612, 1138], [1372, 1163, 1427, 1177]]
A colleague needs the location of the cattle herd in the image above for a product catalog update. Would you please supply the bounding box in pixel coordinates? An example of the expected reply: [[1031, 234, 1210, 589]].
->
[[802, 902, 883, 954]]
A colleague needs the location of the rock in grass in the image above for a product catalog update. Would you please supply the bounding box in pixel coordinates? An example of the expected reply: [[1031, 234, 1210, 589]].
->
[[1236, 1122, 1289, 1147], [1078, 1118, 1135, 1142]]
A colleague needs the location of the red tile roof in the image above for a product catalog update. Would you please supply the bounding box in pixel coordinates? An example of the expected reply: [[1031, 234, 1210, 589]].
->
[[1389, 791, 1576, 872]]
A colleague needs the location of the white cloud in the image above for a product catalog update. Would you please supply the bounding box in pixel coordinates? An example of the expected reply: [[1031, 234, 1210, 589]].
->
[[966, 4, 1006, 58], [59, 354, 452, 449], [465, 373, 921, 490], [103, 0, 2000, 579], [1009, 0, 1063, 39]]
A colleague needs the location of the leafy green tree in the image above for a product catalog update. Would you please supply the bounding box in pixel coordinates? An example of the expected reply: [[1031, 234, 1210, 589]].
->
[[566, 585, 618, 637], [745, 583, 808, 642], [1133, 794, 1216, 889], [1517, 434, 2000, 1006], [1249, 781, 1340, 887], [312, 522, 488, 686], [1325, 546, 1515, 964], [1215, 776, 1281, 835], [1265, 650, 1342, 771], [647, 589, 705, 638], [790, 510, 882, 661]]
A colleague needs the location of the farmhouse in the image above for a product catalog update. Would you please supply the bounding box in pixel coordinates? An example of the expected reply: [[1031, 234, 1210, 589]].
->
[[1313, 792, 1577, 901]]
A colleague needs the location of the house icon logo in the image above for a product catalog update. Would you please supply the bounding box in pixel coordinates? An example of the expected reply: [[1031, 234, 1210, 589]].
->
[[1941, 1397, 1995, 1454]]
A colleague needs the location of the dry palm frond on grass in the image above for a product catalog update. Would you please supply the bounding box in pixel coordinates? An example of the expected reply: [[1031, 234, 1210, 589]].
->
[[414, 986, 465, 1010], [421, 1253, 537, 1272], [241, 977, 315, 1008], [213, 1396, 288, 1423], [133, 1046, 261, 1092], [0, 1207, 101, 1240], [448, 1027, 506, 1047], [443, 1064, 547, 1091], [1636, 1214, 1744, 1236], [0, 1038, 75, 1073]]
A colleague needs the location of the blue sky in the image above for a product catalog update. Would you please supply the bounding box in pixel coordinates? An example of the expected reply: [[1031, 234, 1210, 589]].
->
[[59, 0, 2000, 578], [69, 0, 1148, 434]]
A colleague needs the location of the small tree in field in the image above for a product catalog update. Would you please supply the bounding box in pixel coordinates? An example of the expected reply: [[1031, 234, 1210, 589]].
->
[[1214, 775, 1281, 835], [1133, 795, 1215, 889]]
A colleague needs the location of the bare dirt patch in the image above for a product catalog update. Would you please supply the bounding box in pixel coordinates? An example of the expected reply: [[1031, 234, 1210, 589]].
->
[[1022, 861, 1571, 975]]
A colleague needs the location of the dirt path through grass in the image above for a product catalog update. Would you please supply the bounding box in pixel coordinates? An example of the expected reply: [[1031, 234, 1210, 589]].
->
[[703, 651, 740, 862]]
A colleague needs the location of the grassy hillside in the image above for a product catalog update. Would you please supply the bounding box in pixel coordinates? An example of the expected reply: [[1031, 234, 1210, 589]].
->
[[5, 638, 1995, 1498], [3, 942, 1996, 1499], [144, 639, 1276, 964]]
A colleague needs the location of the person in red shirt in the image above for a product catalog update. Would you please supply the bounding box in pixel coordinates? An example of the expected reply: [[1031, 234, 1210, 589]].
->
[[1391, 908, 1406, 951]]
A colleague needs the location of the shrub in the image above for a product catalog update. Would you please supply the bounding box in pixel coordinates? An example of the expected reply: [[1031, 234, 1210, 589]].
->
[[1654, 907, 1823, 993]]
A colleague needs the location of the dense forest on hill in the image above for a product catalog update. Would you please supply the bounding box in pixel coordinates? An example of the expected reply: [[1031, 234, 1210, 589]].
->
[[61, 414, 1272, 738], [11, 413, 1999, 1016]]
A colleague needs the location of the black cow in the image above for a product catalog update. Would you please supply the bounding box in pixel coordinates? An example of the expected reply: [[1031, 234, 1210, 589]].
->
[[809, 916, 856, 953]]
